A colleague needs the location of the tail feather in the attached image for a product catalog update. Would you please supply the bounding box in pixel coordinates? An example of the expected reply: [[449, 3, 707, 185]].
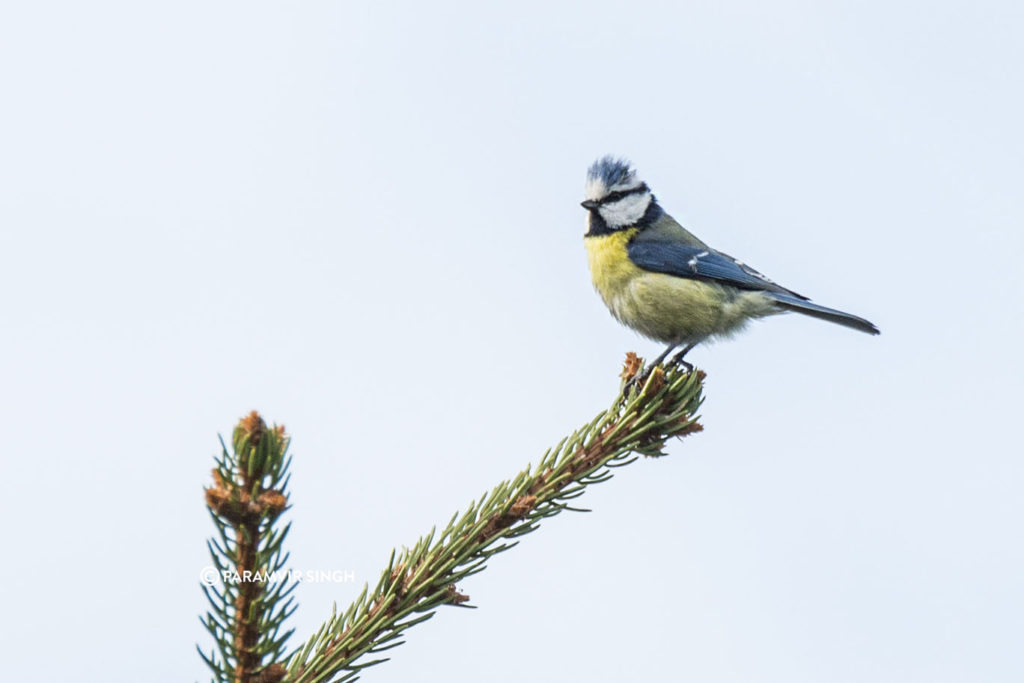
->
[[765, 292, 880, 335]]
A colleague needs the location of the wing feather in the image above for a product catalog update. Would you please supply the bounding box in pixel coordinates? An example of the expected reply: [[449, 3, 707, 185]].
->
[[627, 239, 807, 299]]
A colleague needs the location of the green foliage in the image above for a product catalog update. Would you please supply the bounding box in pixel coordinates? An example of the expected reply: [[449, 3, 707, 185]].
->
[[200, 413, 295, 683], [199, 358, 704, 683]]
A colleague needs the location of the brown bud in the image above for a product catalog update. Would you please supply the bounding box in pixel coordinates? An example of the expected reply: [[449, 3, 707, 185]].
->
[[445, 585, 470, 605], [205, 489, 249, 523], [204, 485, 232, 513], [620, 352, 643, 380], [510, 495, 537, 519], [258, 490, 289, 517], [238, 410, 266, 445], [676, 421, 704, 438]]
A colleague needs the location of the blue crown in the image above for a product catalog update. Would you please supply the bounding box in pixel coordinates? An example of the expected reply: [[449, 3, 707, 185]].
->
[[587, 156, 636, 188]]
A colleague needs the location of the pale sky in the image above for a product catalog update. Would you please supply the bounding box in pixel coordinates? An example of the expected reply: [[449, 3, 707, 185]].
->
[[1, 2, 1021, 681]]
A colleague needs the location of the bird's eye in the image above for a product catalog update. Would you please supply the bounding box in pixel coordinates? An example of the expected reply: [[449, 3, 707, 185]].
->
[[598, 183, 648, 206]]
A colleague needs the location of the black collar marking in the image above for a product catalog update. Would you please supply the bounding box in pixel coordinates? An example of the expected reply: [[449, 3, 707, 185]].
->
[[584, 197, 662, 237]]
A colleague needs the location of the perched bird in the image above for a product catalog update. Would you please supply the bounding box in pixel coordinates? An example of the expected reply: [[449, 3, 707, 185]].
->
[[581, 156, 879, 368]]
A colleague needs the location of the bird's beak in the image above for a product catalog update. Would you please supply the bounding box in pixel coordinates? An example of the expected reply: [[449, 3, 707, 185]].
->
[[580, 200, 599, 210]]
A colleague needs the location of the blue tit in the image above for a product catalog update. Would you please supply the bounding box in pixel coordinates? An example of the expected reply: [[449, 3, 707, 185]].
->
[[581, 156, 879, 368]]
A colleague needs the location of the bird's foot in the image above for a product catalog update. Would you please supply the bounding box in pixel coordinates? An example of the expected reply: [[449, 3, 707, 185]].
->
[[668, 343, 697, 373]]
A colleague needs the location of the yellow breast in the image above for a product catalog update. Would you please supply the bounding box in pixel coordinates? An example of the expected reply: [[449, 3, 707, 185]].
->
[[584, 228, 644, 325], [584, 228, 772, 343]]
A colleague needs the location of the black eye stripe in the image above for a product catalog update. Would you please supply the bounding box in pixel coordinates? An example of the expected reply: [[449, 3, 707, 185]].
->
[[599, 183, 649, 205]]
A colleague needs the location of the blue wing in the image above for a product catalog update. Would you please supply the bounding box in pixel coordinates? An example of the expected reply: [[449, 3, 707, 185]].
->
[[626, 239, 807, 298], [626, 238, 880, 335]]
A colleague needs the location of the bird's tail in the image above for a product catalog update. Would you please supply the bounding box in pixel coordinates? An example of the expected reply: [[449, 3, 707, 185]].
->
[[764, 292, 880, 335]]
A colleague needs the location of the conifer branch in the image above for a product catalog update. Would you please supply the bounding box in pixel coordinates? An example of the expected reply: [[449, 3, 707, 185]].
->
[[201, 412, 295, 683], [284, 355, 705, 683]]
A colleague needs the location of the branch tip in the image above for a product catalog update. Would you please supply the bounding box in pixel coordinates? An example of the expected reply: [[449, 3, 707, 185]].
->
[[445, 585, 471, 606], [238, 410, 266, 445], [620, 351, 644, 380]]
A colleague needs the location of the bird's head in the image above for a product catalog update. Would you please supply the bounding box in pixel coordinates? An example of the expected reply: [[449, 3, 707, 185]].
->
[[582, 156, 659, 234]]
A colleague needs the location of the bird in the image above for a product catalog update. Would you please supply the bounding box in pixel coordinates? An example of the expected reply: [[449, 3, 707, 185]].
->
[[581, 156, 879, 370]]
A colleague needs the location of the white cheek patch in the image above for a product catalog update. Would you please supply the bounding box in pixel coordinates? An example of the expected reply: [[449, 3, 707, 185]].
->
[[598, 192, 652, 228]]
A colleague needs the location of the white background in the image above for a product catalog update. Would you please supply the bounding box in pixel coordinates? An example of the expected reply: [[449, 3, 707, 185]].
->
[[2, 2, 1021, 681]]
